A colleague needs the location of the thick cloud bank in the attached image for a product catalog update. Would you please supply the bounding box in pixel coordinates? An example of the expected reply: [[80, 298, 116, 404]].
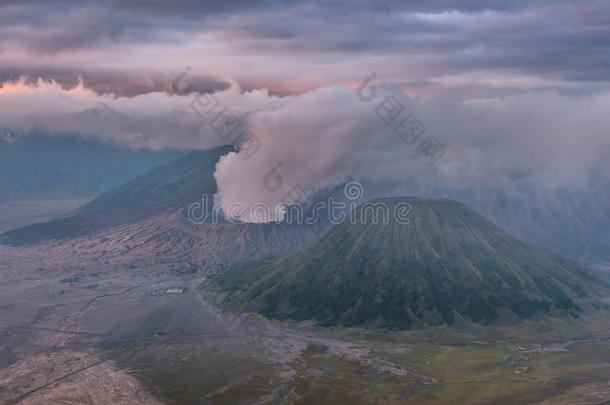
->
[[214, 84, 610, 221], [1, 78, 608, 222], [0, 77, 286, 151]]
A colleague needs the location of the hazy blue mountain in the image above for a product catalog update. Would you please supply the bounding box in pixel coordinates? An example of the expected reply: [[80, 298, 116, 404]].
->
[[208, 198, 609, 329], [0, 132, 183, 203], [2, 134, 608, 269], [1, 145, 233, 245]]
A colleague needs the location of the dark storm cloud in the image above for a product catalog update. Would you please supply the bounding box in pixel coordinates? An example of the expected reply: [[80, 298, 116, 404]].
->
[[0, 3, 159, 54], [1, 0, 609, 94]]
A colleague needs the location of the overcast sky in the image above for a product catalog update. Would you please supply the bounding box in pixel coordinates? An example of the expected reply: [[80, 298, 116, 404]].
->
[[2, 0, 610, 96]]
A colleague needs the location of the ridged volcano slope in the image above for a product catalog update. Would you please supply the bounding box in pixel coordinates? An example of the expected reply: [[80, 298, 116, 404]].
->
[[1, 145, 233, 245], [209, 198, 608, 329]]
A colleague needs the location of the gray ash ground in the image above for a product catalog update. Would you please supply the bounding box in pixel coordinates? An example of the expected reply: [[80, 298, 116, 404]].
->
[[1, 222, 610, 404]]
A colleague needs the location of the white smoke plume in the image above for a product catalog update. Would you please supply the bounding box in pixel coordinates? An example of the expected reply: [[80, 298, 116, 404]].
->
[[214, 83, 610, 221]]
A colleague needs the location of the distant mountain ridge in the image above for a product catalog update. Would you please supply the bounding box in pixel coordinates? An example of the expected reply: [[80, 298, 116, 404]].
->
[[208, 198, 609, 329], [2, 139, 609, 268], [1, 146, 233, 245], [0, 133, 182, 203]]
